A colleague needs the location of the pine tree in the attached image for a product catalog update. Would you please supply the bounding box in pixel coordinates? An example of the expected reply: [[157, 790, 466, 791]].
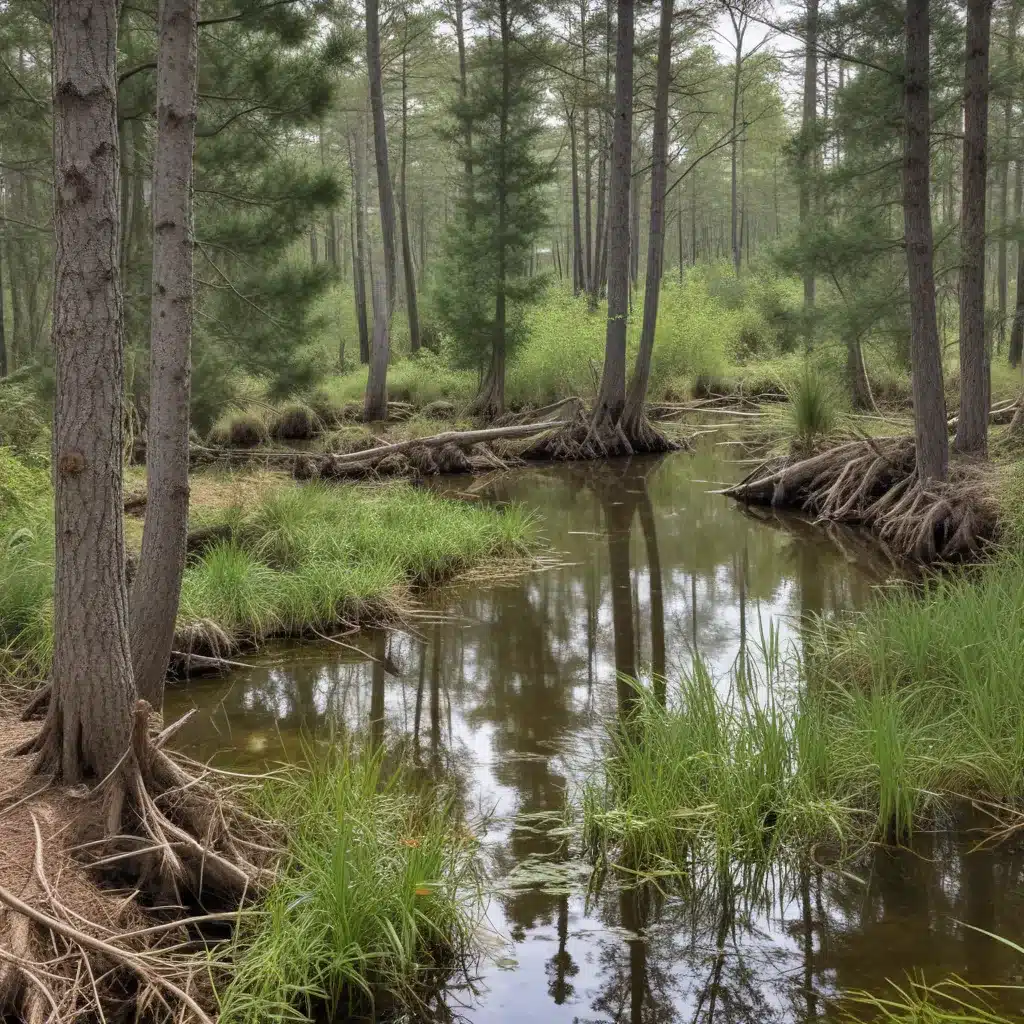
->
[[435, 0, 553, 420]]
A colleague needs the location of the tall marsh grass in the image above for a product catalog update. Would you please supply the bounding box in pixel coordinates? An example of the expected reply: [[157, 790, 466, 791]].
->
[[584, 554, 1024, 881], [220, 744, 481, 1022]]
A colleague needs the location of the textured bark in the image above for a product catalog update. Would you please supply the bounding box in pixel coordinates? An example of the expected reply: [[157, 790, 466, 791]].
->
[[130, 0, 198, 708], [998, 7, 1017, 352], [49, 0, 136, 781], [845, 333, 875, 410], [364, 275, 390, 421], [398, 29, 421, 352], [1011, 161, 1024, 367], [582, 1, 593, 289], [593, 0, 634, 427], [454, 0, 474, 207], [568, 108, 587, 296], [0, 236, 7, 377], [366, 0, 398, 310], [629, 145, 642, 287], [903, 0, 949, 482], [800, 0, 818, 317], [729, 15, 745, 276], [348, 122, 370, 364], [955, 0, 993, 457], [622, 0, 672, 435]]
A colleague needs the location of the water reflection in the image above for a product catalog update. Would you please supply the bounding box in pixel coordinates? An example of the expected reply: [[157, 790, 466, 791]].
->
[[164, 449, 1022, 1023]]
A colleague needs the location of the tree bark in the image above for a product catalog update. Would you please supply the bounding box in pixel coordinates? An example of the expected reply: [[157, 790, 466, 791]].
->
[[49, 0, 137, 781], [730, 14, 745, 276], [955, 0, 993, 457], [629, 144, 642, 287], [845, 333, 875, 410], [582, 0, 593, 289], [622, 0, 672, 437], [399, 25, 421, 352], [568, 107, 587, 296], [348, 122, 370, 364], [366, 0, 398, 310], [1010, 160, 1024, 367], [997, 6, 1017, 352], [0, 235, 7, 377], [129, 0, 198, 708], [903, 0, 949, 482], [364, 275, 389, 420], [593, 0, 634, 426], [454, 0, 474, 206], [800, 0, 818, 329]]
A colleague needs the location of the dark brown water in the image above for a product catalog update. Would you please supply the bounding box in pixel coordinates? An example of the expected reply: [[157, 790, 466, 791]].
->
[[166, 449, 1024, 1023]]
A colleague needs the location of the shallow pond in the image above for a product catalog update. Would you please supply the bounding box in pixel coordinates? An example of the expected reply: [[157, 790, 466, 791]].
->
[[167, 447, 1024, 1022]]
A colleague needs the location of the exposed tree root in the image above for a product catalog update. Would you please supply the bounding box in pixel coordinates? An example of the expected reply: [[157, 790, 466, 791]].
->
[[0, 707, 278, 1022], [521, 405, 683, 461], [724, 437, 998, 562]]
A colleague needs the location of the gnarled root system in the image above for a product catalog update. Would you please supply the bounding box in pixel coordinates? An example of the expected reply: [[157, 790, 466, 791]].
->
[[725, 437, 997, 562]]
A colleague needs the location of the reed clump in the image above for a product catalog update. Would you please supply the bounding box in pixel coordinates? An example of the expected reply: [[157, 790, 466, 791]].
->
[[219, 744, 481, 1023]]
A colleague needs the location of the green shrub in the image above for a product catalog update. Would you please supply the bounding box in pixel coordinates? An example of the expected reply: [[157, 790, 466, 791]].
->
[[209, 409, 270, 448], [269, 402, 322, 441], [787, 368, 839, 446]]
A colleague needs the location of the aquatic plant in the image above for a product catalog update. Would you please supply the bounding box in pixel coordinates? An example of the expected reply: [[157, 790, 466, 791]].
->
[[786, 366, 839, 448], [220, 744, 481, 1023]]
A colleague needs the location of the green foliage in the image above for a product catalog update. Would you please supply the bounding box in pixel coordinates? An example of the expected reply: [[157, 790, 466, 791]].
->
[[0, 382, 50, 459], [583, 550, 1024, 882], [220, 744, 480, 1023], [209, 409, 271, 448], [786, 367, 839, 446]]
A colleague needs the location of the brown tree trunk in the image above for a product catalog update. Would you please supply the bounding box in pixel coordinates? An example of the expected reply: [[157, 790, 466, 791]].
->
[[568, 108, 587, 296], [622, 0, 672, 440], [582, 1, 593, 289], [629, 144, 642, 287], [903, 0, 949, 482], [348, 122, 370, 364], [955, 0, 993, 457], [364, 275, 390, 420], [845, 333, 875, 410], [800, 0, 818, 324], [130, 0, 198, 708], [0, 235, 7, 377], [366, 0, 398, 310], [997, 7, 1016, 352], [1010, 160, 1024, 367], [593, 0, 633, 428], [399, 27, 421, 352], [454, 0, 474, 206], [730, 15, 745, 276], [48, 0, 136, 781]]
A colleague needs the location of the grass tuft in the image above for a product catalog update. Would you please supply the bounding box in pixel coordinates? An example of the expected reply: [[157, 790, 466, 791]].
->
[[786, 367, 839, 448], [220, 743, 481, 1023], [210, 409, 271, 449]]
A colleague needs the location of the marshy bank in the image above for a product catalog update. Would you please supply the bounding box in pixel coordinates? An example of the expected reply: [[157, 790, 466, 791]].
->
[[161, 446, 1024, 1024]]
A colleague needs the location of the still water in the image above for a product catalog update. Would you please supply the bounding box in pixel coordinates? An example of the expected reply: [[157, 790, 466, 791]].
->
[[167, 447, 1024, 1022]]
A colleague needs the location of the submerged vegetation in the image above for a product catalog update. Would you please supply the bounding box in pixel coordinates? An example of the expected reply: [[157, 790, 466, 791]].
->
[[221, 745, 480, 1023]]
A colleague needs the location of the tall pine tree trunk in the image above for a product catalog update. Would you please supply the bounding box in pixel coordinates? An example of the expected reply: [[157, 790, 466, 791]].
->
[[348, 122, 370, 364], [593, 0, 633, 428], [399, 30, 421, 352], [903, 0, 949, 482], [997, 7, 1016, 351], [569, 107, 587, 296], [364, 275, 389, 420], [366, 0, 398, 311], [730, 18, 745, 276], [800, 0, 818, 324], [49, 0, 136, 781], [622, 0, 672, 443], [955, 0, 993, 457], [454, 0, 474, 205], [629, 144, 642, 287], [1010, 159, 1024, 367], [130, 0, 198, 707], [0, 235, 7, 377]]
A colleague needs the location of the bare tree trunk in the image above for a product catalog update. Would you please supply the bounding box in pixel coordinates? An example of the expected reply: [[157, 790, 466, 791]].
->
[[903, 0, 949, 482], [622, 0, 672, 441], [582, 2, 593, 289], [348, 122, 370, 364], [997, 7, 1016, 352], [955, 0, 993, 457], [730, 17, 745, 276], [1010, 160, 1024, 367], [0, 236, 7, 377], [454, 0, 474, 205], [130, 0, 198, 708], [399, 27, 421, 352], [800, 0, 818, 329], [629, 144, 642, 287], [309, 226, 318, 263], [568, 107, 587, 296], [845, 333, 875, 410], [49, 0, 136, 780], [364, 275, 389, 420], [366, 0, 398, 310], [593, 0, 633, 428]]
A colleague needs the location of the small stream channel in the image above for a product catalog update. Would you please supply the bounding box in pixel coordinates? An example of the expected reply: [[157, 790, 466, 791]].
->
[[166, 445, 1024, 1022]]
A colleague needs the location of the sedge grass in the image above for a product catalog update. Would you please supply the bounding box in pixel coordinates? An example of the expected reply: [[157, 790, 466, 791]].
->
[[0, 475, 536, 677], [220, 743, 481, 1023]]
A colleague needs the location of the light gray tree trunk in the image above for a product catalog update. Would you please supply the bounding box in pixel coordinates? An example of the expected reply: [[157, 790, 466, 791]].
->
[[0, 233, 7, 377], [348, 119, 370, 364], [800, 0, 818, 325], [1010, 160, 1024, 367], [568, 107, 587, 296], [364, 275, 390, 421], [48, 0, 136, 781], [454, 0, 474, 206], [366, 0, 398, 311], [130, 0, 199, 708], [997, 7, 1016, 352], [955, 0, 993, 457], [622, 0, 672, 438], [593, 0, 634, 427], [903, 0, 949, 482], [729, 12, 746, 276], [399, 26, 421, 353]]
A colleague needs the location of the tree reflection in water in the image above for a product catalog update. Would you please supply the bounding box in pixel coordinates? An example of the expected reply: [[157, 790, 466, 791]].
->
[[161, 452, 1022, 1024]]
